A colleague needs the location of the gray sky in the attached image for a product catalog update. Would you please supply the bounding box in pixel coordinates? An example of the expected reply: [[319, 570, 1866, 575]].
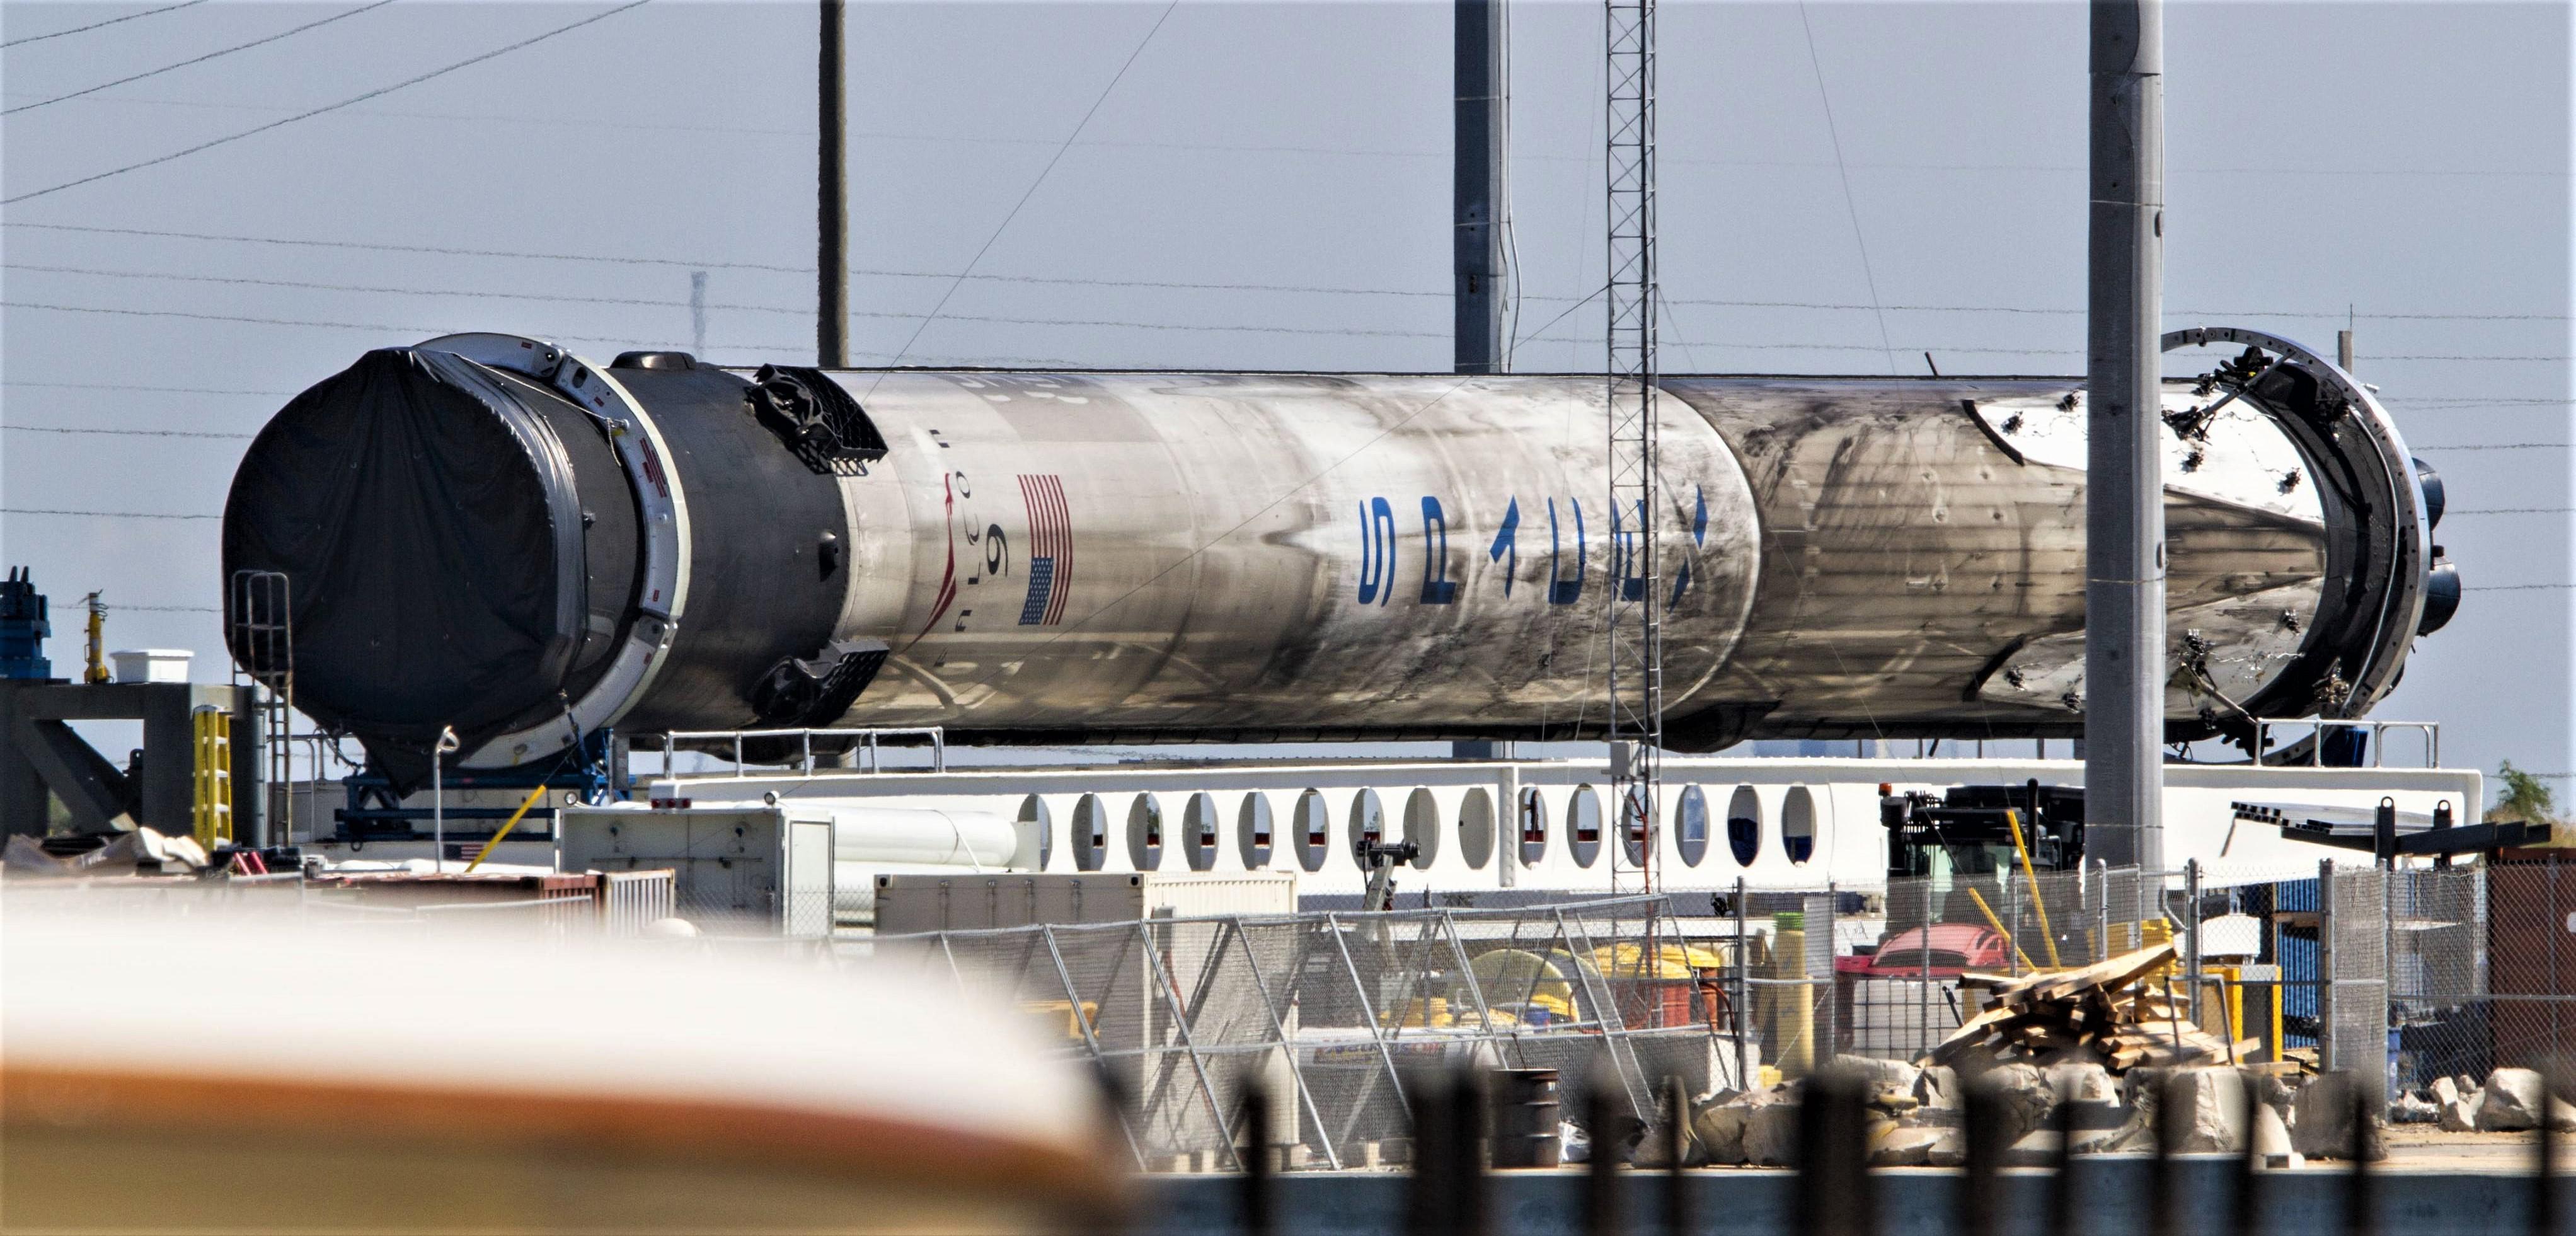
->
[[4, 1, 2569, 792]]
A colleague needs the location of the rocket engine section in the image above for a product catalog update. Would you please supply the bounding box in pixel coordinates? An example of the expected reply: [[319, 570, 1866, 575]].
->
[[221, 328, 2449, 775]]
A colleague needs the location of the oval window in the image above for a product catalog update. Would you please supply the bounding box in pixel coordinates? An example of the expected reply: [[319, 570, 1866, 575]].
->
[[1295, 788, 1331, 873], [1348, 788, 1386, 867], [1619, 785, 1650, 868], [1727, 786, 1761, 867], [1128, 793, 1164, 870], [1783, 786, 1818, 866], [1073, 794, 1108, 872], [1517, 787, 1549, 865], [1458, 788, 1496, 870], [1238, 792, 1275, 869], [1569, 785, 1602, 868], [1676, 785, 1709, 867], [1403, 788, 1440, 870], [1183, 792, 1219, 871], [1020, 794, 1054, 872]]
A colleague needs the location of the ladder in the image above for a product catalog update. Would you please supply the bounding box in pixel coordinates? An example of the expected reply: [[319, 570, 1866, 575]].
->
[[229, 570, 294, 846]]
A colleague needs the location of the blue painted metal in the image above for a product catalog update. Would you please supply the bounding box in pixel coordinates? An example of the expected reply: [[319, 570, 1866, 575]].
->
[[0, 567, 52, 681], [333, 727, 624, 842]]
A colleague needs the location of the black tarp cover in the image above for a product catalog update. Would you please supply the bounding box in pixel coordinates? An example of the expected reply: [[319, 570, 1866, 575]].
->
[[222, 348, 590, 780]]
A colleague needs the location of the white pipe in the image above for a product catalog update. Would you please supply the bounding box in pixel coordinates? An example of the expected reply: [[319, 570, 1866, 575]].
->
[[827, 806, 1014, 868]]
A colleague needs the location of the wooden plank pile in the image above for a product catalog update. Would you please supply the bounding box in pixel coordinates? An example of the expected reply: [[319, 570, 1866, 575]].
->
[[1931, 942, 2257, 1073]]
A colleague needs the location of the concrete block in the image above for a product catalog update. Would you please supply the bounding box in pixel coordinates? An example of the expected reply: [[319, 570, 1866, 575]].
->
[[1914, 1065, 1961, 1111], [2479, 1068, 2545, 1132], [2441, 1094, 2481, 1133], [2163, 1068, 2250, 1153], [2293, 1080, 2386, 1160], [2251, 1101, 2294, 1168], [1979, 1063, 2057, 1145], [1744, 1100, 1801, 1167], [2047, 1062, 2119, 1106], [1870, 1124, 1960, 1167]]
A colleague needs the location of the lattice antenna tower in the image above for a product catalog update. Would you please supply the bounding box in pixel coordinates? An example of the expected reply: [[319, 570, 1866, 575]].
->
[[1604, 0, 1662, 892]]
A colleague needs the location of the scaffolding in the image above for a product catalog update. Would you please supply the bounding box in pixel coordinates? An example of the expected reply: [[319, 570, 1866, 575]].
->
[[1604, 0, 1663, 895]]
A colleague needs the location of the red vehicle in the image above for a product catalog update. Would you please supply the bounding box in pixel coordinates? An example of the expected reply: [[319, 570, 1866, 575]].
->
[[1861, 923, 2013, 979]]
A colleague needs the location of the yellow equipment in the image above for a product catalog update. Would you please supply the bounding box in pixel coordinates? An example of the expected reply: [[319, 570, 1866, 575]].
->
[[81, 592, 106, 684], [462, 785, 550, 874], [190, 707, 233, 850], [2001, 809, 2062, 967]]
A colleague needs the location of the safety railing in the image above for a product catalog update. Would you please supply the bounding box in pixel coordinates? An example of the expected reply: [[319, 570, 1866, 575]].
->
[[2252, 718, 2440, 768], [655, 725, 947, 777]]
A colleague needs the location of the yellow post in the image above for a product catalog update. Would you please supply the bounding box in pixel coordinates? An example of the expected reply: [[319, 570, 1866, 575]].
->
[[463, 785, 550, 874], [190, 707, 232, 850], [81, 592, 107, 684], [2003, 809, 2062, 967], [1964, 887, 2039, 971], [2269, 979, 2284, 1063], [1771, 911, 1815, 1078]]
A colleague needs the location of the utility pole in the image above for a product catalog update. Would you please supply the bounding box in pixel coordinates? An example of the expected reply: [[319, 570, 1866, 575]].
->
[[1454, 0, 1505, 375], [1605, 0, 1661, 891], [817, 0, 849, 369], [1450, 0, 1513, 763], [2084, 0, 2165, 871]]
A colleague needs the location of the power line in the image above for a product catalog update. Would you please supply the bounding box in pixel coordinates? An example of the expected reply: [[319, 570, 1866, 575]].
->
[[9, 221, 2572, 325], [1, 0, 206, 49], [5, 299, 464, 335], [2412, 443, 2573, 451], [870, 0, 1182, 381], [4, 424, 253, 440], [4, 1, 651, 205], [5, 1, 394, 117], [2444, 507, 2576, 516], [3, 379, 291, 396], [1795, 2, 1895, 376], [2468, 583, 2576, 592], [3, 507, 218, 520], [7, 267, 1464, 338], [6, 220, 810, 274]]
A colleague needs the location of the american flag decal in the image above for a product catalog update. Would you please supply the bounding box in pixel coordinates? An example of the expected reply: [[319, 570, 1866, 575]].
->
[[1018, 474, 1072, 625]]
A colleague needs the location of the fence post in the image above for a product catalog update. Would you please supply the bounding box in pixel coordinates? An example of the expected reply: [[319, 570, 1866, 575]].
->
[[2185, 859, 2203, 1024], [1037, 924, 1148, 1171], [1135, 919, 1245, 1172], [2095, 858, 2112, 960], [1323, 913, 1414, 1124], [1734, 877, 1752, 1092], [1226, 916, 1343, 1171], [2318, 859, 2339, 1073], [1921, 875, 1936, 1061]]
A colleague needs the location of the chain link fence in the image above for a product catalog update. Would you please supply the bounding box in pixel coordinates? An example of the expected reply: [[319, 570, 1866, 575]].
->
[[877, 895, 1858, 1171], [880, 857, 2576, 1165]]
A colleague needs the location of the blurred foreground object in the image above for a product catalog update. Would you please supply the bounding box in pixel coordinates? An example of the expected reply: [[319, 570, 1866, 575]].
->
[[1, 903, 1124, 1233]]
